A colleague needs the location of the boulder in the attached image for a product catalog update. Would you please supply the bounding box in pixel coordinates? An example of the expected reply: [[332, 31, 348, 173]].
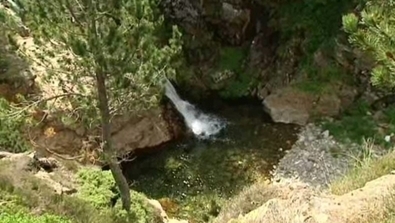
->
[[111, 108, 183, 155], [263, 87, 315, 125], [263, 86, 357, 125]]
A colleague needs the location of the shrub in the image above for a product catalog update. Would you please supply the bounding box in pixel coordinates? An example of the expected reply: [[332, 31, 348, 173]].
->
[[0, 97, 31, 152], [0, 212, 70, 223]]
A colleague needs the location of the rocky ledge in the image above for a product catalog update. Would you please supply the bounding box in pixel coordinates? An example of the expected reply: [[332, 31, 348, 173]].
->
[[271, 123, 360, 188]]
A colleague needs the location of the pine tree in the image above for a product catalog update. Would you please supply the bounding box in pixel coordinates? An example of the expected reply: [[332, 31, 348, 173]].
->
[[343, 0, 395, 90], [7, 0, 182, 211]]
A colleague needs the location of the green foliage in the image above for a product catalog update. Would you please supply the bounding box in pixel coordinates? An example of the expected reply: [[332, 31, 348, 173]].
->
[[114, 190, 159, 223], [0, 212, 70, 223], [295, 60, 353, 94], [278, 0, 358, 55], [10, 0, 183, 126], [217, 47, 246, 72], [322, 100, 376, 143], [218, 71, 257, 98], [343, 0, 395, 89], [322, 101, 395, 145], [0, 163, 159, 223], [0, 97, 31, 152], [75, 168, 158, 223], [76, 168, 116, 209], [214, 47, 257, 98]]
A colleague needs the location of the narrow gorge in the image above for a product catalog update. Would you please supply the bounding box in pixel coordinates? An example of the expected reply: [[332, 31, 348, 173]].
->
[[1, 0, 395, 223]]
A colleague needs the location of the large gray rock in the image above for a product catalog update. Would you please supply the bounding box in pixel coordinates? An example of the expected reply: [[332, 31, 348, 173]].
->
[[263, 86, 357, 125], [263, 87, 315, 125]]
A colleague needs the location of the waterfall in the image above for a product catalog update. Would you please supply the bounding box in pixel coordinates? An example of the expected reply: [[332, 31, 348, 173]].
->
[[163, 78, 226, 139]]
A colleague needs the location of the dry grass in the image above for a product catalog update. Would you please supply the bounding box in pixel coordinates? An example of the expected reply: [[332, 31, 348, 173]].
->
[[330, 141, 395, 195], [213, 179, 283, 223], [330, 140, 395, 223], [349, 190, 395, 223]]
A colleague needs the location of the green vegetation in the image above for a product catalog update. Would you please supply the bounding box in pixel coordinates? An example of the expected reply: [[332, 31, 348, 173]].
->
[[330, 139, 395, 195], [272, 0, 360, 95], [322, 101, 395, 145], [2, 0, 184, 211], [214, 47, 258, 98], [0, 160, 159, 223], [294, 61, 353, 94], [1, 0, 395, 222], [75, 168, 159, 223], [343, 0, 395, 89], [277, 0, 357, 55], [0, 97, 32, 152], [0, 213, 70, 223]]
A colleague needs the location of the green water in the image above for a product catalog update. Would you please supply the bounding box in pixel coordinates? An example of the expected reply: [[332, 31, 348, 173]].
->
[[123, 101, 299, 222]]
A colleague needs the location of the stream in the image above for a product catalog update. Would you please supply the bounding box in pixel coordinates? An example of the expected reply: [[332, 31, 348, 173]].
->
[[122, 94, 300, 222]]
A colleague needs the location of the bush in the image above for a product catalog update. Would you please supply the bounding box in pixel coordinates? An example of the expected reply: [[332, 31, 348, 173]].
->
[[0, 97, 31, 152], [0, 212, 70, 223], [76, 168, 117, 208], [76, 168, 160, 223], [343, 1, 395, 89]]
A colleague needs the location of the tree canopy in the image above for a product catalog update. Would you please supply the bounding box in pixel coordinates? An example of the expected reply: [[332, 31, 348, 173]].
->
[[343, 0, 395, 90], [10, 0, 183, 125]]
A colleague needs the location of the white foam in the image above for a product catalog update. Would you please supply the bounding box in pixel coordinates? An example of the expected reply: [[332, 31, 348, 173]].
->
[[164, 78, 226, 139]]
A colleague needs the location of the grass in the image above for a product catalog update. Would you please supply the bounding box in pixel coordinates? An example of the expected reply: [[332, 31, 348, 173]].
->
[[329, 139, 395, 223], [294, 60, 354, 95], [214, 47, 258, 99], [330, 141, 395, 196], [322, 101, 395, 145], [213, 179, 278, 223]]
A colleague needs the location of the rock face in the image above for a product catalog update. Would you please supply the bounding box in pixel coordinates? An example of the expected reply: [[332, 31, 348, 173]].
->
[[263, 86, 358, 125], [110, 108, 184, 155], [31, 106, 184, 163], [226, 173, 395, 223]]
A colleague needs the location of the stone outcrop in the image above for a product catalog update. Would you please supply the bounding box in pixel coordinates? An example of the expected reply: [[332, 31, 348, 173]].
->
[[110, 108, 184, 155], [227, 173, 395, 223], [30, 106, 183, 163], [262, 85, 358, 125]]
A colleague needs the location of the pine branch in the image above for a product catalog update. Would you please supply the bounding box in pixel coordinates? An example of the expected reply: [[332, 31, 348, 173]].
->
[[7, 92, 86, 118]]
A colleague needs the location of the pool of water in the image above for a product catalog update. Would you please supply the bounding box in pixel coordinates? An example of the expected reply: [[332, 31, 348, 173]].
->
[[122, 100, 300, 222]]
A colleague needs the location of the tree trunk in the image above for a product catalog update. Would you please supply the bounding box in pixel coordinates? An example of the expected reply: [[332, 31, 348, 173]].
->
[[95, 71, 131, 211]]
